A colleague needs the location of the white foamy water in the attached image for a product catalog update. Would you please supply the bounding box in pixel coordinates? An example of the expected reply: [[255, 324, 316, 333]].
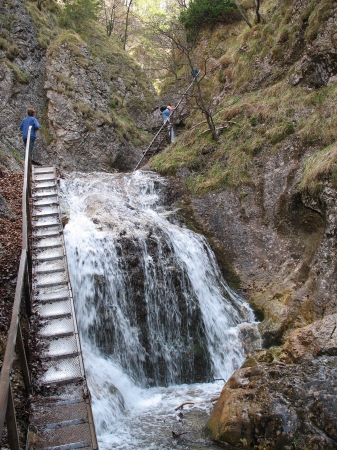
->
[[60, 171, 259, 449]]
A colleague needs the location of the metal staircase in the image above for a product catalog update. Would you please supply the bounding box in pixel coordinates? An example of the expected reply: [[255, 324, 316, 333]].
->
[[134, 77, 197, 171], [28, 165, 98, 449]]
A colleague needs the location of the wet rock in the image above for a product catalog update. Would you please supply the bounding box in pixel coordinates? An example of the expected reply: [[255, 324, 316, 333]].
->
[[207, 356, 337, 449]]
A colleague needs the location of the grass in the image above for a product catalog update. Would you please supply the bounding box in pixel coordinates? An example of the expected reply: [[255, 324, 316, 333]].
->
[[24, 0, 61, 49], [298, 143, 337, 194], [42, 18, 154, 144], [153, 56, 337, 194], [5, 61, 29, 83]]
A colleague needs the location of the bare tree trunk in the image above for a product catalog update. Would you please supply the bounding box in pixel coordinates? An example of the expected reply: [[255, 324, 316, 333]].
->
[[233, 0, 252, 28], [255, 0, 261, 23], [195, 82, 218, 141], [123, 0, 133, 50]]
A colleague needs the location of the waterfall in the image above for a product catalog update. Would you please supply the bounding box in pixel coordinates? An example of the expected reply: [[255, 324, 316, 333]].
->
[[60, 171, 259, 449]]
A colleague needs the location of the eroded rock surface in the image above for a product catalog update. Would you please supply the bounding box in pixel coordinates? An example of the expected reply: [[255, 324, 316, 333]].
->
[[0, 0, 46, 167], [207, 356, 337, 449], [44, 37, 158, 172]]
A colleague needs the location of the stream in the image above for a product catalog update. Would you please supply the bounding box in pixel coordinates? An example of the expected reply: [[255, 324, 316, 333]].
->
[[60, 170, 259, 449]]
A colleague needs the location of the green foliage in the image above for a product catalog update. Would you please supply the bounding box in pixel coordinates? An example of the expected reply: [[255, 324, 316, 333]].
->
[[179, 0, 240, 35], [60, 0, 102, 32]]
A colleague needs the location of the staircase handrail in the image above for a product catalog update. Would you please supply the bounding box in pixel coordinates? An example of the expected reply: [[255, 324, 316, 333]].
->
[[0, 127, 32, 449], [133, 122, 170, 172], [133, 77, 197, 172]]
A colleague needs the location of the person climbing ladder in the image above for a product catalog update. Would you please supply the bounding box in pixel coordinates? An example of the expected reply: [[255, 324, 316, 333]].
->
[[160, 105, 171, 124]]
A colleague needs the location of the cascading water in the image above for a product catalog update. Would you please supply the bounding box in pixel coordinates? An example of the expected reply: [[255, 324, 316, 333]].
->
[[60, 171, 259, 449]]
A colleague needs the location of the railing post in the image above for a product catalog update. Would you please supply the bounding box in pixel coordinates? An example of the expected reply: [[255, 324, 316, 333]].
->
[[24, 256, 32, 317], [16, 321, 31, 392], [5, 383, 20, 450]]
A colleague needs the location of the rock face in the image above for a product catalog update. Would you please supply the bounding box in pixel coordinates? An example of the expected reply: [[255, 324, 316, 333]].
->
[[0, 0, 159, 173], [190, 145, 337, 346], [207, 355, 337, 449], [185, 0, 337, 446], [207, 315, 337, 449], [248, 0, 337, 90], [44, 33, 158, 172], [0, 0, 46, 169], [192, 122, 337, 448]]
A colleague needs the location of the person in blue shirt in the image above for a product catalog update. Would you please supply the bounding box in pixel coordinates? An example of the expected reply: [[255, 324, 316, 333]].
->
[[19, 108, 41, 155], [160, 106, 171, 124]]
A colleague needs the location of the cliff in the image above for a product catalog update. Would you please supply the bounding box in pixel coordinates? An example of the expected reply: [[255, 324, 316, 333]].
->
[[0, 0, 159, 172], [150, 0, 337, 447], [1, 0, 337, 447]]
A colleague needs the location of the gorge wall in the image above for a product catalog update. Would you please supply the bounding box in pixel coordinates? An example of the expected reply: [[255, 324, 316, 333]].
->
[[0, 0, 159, 173], [1, 0, 337, 448], [151, 0, 337, 447]]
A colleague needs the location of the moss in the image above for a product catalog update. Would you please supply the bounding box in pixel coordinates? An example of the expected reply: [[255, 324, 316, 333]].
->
[[93, 111, 113, 125], [47, 30, 86, 58], [249, 301, 265, 322], [73, 101, 91, 115], [54, 72, 74, 89], [5, 61, 29, 84]]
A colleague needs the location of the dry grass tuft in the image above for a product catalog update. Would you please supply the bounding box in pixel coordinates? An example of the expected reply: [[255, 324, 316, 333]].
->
[[299, 143, 337, 194]]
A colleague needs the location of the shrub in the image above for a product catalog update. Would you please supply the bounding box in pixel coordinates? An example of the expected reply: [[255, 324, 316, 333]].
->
[[60, 0, 102, 32], [179, 0, 241, 36]]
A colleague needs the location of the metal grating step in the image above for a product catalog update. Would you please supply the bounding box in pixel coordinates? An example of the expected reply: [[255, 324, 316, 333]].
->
[[34, 173, 56, 181], [33, 190, 58, 199], [34, 259, 67, 274], [33, 205, 59, 217], [38, 356, 83, 385], [34, 271, 68, 288], [33, 216, 61, 228], [45, 418, 88, 430], [33, 236, 63, 249], [33, 286, 70, 303], [34, 197, 59, 206], [34, 227, 62, 237], [41, 335, 78, 359], [36, 299, 72, 319], [34, 166, 54, 173], [32, 400, 88, 425], [41, 440, 92, 450], [34, 247, 64, 261], [40, 317, 75, 338], [34, 181, 57, 189]]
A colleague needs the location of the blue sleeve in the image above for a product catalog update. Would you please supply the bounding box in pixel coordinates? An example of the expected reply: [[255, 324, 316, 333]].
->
[[34, 118, 40, 130]]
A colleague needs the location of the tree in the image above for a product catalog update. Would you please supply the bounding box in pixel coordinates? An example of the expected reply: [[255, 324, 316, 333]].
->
[[101, 0, 123, 37], [179, 0, 241, 37], [61, 0, 102, 32], [147, 15, 220, 140], [123, 0, 133, 50]]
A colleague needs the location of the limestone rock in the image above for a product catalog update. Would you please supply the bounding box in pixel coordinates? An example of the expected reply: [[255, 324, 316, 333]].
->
[[0, 0, 47, 169], [280, 314, 337, 363], [207, 357, 337, 449]]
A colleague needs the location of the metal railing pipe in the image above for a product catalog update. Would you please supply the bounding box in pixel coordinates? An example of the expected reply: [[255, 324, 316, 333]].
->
[[0, 126, 32, 443], [0, 249, 27, 438], [133, 80, 196, 172], [22, 126, 32, 251]]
